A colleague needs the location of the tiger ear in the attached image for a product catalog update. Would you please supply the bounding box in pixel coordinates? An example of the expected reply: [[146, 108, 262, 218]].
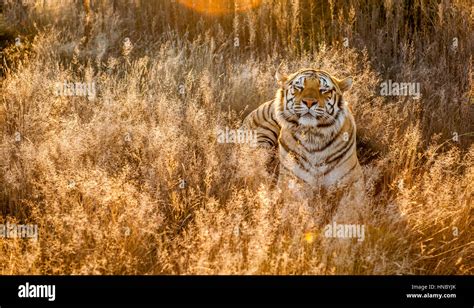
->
[[275, 64, 287, 87], [338, 76, 353, 92]]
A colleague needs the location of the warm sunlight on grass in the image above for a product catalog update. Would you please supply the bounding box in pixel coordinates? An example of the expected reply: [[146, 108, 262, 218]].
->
[[0, 0, 472, 275]]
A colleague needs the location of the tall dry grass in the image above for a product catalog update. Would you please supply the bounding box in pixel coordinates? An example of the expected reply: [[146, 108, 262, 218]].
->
[[0, 0, 472, 274]]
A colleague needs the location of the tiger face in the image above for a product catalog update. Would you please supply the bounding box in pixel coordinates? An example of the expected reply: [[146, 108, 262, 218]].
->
[[276, 69, 353, 128]]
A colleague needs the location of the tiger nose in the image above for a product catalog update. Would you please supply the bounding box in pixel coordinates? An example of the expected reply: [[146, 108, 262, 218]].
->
[[302, 98, 317, 108]]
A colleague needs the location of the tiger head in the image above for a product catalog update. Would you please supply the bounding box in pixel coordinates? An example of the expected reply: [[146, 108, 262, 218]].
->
[[275, 68, 353, 128]]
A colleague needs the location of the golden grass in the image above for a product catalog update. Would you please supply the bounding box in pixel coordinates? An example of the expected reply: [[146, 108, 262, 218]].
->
[[0, 0, 472, 275]]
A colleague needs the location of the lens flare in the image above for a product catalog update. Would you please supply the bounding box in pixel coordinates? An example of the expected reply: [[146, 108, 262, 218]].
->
[[177, 0, 262, 15], [304, 232, 316, 244]]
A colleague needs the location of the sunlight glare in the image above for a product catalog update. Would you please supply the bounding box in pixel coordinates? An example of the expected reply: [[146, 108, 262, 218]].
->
[[177, 0, 262, 15]]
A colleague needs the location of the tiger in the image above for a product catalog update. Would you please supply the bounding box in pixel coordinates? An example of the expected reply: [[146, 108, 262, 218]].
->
[[243, 67, 363, 194]]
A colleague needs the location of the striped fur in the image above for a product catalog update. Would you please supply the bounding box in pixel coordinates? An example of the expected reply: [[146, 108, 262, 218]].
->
[[244, 68, 363, 190], [243, 100, 280, 148]]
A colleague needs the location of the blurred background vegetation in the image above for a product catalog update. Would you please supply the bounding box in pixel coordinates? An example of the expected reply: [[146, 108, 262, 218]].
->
[[2, 0, 472, 147]]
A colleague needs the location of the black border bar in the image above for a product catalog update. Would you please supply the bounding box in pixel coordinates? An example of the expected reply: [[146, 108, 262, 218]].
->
[[0, 275, 471, 307]]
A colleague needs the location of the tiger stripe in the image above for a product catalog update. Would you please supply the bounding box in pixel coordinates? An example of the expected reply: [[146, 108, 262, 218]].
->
[[242, 100, 280, 148]]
